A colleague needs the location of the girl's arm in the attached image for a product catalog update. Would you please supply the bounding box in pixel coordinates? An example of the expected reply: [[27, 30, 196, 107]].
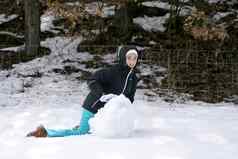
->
[[82, 68, 112, 112]]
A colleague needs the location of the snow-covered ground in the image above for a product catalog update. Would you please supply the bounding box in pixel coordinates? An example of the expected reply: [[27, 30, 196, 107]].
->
[[133, 14, 170, 32], [0, 14, 18, 25], [0, 5, 238, 159], [66, 1, 115, 18], [41, 11, 60, 33], [0, 76, 238, 159], [206, 0, 237, 4], [85, 2, 115, 18], [141, 1, 192, 16], [213, 12, 234, 22], [142, 1, 171, 10], [0, 36, 238, 159]]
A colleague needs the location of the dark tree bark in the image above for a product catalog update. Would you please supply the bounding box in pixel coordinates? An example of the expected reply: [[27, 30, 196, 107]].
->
[[24, 0, 40, 57]]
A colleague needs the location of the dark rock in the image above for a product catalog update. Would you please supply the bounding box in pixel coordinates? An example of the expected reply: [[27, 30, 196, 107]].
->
[[0, 32, 24, 49], [63, 65, 80, 74], [0, 16, 24, 36], [52, 68, 66, 74], [0, 47, 50, 70]]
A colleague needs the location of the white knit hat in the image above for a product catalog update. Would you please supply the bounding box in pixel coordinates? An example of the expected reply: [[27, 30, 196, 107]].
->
[[126, 49, 138, 57]]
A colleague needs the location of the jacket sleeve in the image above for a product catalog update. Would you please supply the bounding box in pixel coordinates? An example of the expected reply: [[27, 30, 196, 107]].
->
[[82, 68, 112, 113], [87, 68, 112, 98]]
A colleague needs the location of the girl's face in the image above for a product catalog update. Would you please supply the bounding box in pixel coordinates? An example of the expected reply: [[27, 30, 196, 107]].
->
[[126, 54, 138, 69]]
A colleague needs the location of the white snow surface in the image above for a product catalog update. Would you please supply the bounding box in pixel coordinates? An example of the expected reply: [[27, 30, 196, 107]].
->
[[41, 11, 60, 33], [0, 36, 238, 158], [85, 2, 115, 18], [142, 1, 171, 10], [141, 1, 192, 16], [133, 14, 170, 32], [66, 1, 115, 18], [0, 14, 18, 25], [206, 0, 226, 4], [206, 0, 237, 5], [213, 12, 233, 22]]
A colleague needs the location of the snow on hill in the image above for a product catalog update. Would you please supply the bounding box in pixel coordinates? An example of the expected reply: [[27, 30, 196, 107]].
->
[[0, 35, 238, 159]]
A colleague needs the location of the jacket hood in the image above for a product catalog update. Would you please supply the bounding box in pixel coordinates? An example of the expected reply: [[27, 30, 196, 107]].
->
[[117, 45, 139, 69]]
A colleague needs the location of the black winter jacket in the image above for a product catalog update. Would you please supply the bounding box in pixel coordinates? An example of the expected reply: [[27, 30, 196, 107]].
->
[[82, 46, 139, 114]]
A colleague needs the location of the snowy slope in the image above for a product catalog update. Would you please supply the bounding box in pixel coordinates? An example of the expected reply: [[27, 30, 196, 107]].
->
[[0, 8, 238, 158], [0, 36, 237, 159]]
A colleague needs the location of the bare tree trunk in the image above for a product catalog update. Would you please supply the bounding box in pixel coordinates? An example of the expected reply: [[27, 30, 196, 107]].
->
[[24, 0, 40, 57]]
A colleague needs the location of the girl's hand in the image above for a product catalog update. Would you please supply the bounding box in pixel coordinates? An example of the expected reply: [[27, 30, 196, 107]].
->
[[99, 94, 118, 103]]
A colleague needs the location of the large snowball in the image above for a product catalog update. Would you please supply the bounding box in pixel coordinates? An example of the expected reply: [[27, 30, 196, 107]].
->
[[89, 94, 136, 138]]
